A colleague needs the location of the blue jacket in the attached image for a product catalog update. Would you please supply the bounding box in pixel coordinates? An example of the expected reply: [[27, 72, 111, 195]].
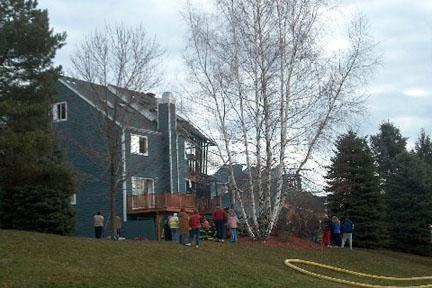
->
[[342, 219, 353, 233], [333, 223, 340, 234]]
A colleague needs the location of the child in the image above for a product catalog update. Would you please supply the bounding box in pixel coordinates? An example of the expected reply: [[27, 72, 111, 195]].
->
[[227, 209, 239, 243]]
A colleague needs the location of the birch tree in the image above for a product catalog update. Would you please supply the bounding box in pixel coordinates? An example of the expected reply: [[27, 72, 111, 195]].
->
[[70, 24, 163, 238], [184, 0, 376, 239]]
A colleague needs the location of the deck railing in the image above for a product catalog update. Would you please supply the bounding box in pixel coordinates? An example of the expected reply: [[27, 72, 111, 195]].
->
[[196, 196, 222, 214], [127, 193, 195, 213]]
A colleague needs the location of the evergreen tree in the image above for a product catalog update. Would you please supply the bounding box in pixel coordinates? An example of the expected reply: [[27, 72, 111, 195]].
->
[[386, 151, 432, 256], [415, 129, 432, 166], [370, 122, 407, 189], [0, 0, 75, 234], [326, 131, 385, 248]]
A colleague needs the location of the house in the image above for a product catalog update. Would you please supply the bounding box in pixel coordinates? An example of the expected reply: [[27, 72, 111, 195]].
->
[[53, 76, 214, 240], [211, 164, 303, 215], [211, 164, 325, 239]]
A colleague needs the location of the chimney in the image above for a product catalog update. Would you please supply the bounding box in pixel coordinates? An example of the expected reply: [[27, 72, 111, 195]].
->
[[158, 92, 178, 193], [161, 92, 175, 104]]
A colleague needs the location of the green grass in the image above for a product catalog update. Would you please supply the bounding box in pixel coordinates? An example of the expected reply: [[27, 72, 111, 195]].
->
[[0, 230, 431, 288]]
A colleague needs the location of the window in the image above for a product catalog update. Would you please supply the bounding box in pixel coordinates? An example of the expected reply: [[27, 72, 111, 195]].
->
[[131, 177, 154, 195], [131, 134, 148, 155], [53, 102, 67, 121], [70, 193, 76, 205], [184, 140, 196, 159]]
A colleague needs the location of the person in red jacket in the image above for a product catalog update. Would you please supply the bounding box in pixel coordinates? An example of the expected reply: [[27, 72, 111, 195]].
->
[[321, 216, 331, 247], [213, 204, 226, 242], [189, 210, 201, 248]]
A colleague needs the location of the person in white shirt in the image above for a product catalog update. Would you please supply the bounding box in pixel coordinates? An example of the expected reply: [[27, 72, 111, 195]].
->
[[93, 211, 104, 239]]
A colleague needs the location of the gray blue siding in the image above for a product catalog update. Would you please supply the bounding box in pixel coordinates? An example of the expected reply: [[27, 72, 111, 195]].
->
[[53, 80, 194, 240], [53, 81, 123, 237]]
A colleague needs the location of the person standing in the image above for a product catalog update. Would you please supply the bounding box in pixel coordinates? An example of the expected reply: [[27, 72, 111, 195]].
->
[[331, 216, 341, 247], [224, 207, 229, 240], [163, 217, 172, 241], [227, 209, 239, 243], [93, 211, 104, 239], [179, 208, 190, 245], [213, 204, 226, 242], [169, 213, 180, 241], [189, 210, 201, 248], [341, 217, 354, 250], [322, 216, 331, 247]]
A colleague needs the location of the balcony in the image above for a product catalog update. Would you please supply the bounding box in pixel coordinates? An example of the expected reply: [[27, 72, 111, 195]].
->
[[127, 193, 195, 214]]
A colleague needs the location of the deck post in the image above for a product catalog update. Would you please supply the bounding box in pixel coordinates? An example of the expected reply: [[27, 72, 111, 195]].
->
[[155, 212, 161, 241]]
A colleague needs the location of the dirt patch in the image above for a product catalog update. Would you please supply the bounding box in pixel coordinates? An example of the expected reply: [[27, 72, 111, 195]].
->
[[241, 235, 322, 250]]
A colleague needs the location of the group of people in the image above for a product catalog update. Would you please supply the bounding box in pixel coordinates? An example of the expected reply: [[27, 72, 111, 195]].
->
[[322, 215, 354, 250], [163, 204, 239, 247], [94, 209, 355, 250], [163, 208, 201, 247], [93, 211, 122, 239]]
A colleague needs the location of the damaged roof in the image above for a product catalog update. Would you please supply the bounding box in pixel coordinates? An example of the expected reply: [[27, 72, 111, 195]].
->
[[59, 76, 213, 143]]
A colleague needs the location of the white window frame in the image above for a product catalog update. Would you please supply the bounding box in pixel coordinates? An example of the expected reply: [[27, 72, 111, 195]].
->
[[130, 134, 148, 156], [131, 176, 154, 196], [70, 193, 76, 205], [52, 101, 67, 122]]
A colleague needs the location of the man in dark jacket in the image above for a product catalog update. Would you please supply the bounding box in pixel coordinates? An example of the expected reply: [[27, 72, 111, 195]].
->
[[213, 204, 226, 242], [163, 217, 172, 241], [341, 217, 354, 250]]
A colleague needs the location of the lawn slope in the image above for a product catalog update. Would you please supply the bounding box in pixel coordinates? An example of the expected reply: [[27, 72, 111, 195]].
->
[[0, 230, 431, 288]]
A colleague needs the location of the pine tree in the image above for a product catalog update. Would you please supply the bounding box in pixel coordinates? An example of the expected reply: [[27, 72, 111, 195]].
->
[[325, 131, 385, 248], [370, 122, 410, 247], [0, 0, 75, 234], [370, 122, 407, 189], [415, 129, 432, 166], [386, 151, 432, 256]]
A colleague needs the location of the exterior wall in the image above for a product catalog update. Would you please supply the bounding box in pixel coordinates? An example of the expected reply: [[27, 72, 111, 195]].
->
[[122, 216, 155, 239], [53, 81, 198, 240], [54, 81, 158, 240], [53, 81, 124, 238], [125, 130, 169, 193]]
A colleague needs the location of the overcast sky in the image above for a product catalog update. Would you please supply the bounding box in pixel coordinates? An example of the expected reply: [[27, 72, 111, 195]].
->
[[38, 0, 432, 147]]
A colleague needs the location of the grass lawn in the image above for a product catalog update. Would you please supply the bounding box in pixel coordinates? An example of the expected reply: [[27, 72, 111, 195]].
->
[[0, 230, 431, 288]]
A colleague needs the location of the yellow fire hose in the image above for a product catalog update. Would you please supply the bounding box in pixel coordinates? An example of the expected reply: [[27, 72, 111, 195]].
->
[[284, 259, 432, 288]]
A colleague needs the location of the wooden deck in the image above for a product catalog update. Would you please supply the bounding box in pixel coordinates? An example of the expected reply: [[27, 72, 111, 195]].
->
[[127, 193, 195, 214], [127, 193, 222, 241]]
